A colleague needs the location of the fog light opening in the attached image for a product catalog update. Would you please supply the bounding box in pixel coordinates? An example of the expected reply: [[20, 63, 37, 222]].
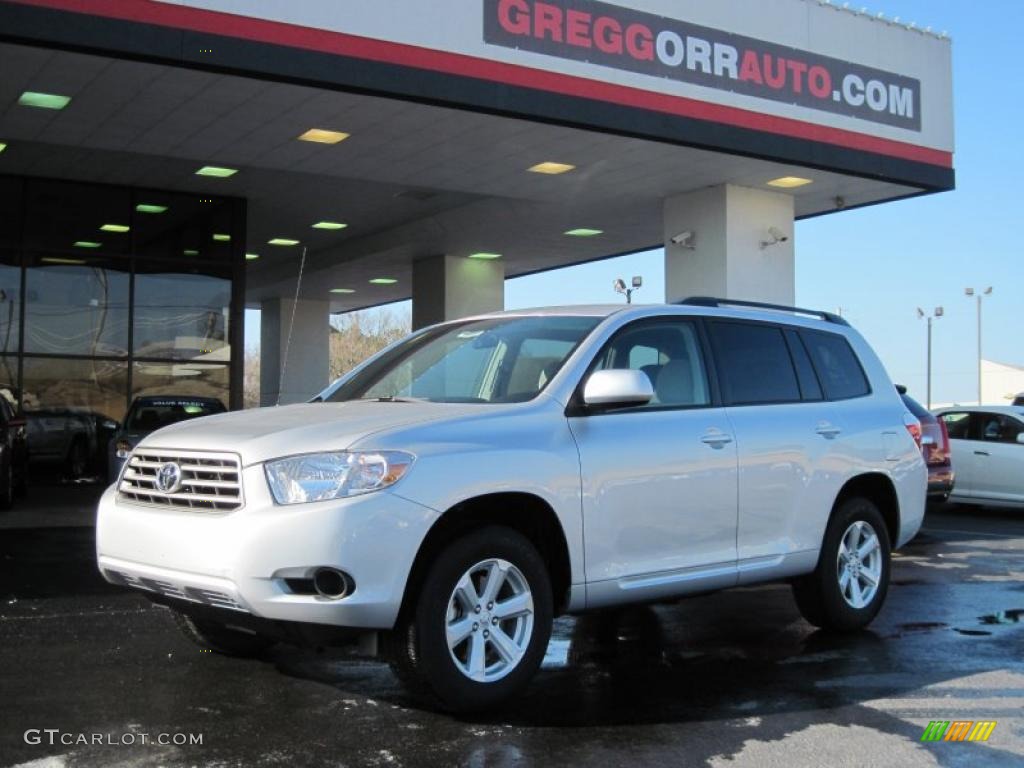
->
[[312, 568, 352, 599]]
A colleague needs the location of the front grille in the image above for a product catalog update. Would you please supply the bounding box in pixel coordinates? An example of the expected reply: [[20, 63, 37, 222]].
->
[[118, 449, 243, 512], [106, 570, 246, 612]]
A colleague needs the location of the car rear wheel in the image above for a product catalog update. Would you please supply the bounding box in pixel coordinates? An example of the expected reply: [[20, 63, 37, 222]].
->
[[66, 438, 87, 479], [171, 609, 275, 657], [386, 526, 552, 712], [0, 459, 12, 510], [792, 496, 891, 632]]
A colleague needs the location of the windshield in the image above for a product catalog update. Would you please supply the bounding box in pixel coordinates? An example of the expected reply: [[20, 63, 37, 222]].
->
[[326, 316, 602, 404], [124, 399, 225, 432]]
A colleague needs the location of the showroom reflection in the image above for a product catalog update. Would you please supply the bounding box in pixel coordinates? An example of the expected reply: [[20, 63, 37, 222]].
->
[[0, 175, 242, 483]]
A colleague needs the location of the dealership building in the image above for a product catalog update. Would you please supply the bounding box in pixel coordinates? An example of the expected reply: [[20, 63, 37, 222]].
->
[[0, 0, 954, 422]]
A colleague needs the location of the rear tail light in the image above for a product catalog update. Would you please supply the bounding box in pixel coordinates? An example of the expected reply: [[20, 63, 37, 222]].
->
[[903, 413, 922, 449]]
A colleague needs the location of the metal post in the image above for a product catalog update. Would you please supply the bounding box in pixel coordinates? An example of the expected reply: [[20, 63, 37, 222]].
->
[[926, 316, 932, 410], [977, 294, 982, 405]]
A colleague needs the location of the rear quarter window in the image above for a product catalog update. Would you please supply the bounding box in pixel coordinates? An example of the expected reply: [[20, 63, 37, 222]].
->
[[800, 330, 870, 400]]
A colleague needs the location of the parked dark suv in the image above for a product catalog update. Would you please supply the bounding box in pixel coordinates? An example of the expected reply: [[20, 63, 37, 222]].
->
[[897, 386, 954, 502], [0, 393, 29, 507]]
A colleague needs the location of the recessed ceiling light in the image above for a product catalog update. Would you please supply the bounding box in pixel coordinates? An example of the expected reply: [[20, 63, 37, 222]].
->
[[73, 241, 102, 249], [100, 224, 130, 233], [330, 288, 355, 294], [767, 176, 813, 189], [18, 91, 71, 110], [212, 233, 231, 242], [528, 162, 576, 175], [369, 278, 397, 285], [245, 253, 260, 261], [469, 252, 502, 260], [196, 165, 237, 178], [312, 221, 347, 231], [268, 238, 300, 246], [135, 203, 167, 214], [564, 228, 603, 237], [42, 257, 86, 265], [298, 129, 350, 144], [0, 143, 6, 154]]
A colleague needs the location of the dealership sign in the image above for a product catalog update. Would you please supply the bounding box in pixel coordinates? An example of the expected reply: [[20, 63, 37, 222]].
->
[[485, 0, 922, 131]]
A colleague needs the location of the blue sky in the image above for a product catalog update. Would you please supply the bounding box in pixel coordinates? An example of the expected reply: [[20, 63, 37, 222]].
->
[[249, 1, 1019, 406]]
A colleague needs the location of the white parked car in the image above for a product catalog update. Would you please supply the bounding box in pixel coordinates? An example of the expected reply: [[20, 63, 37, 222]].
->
[[96, 299, 926, 711], [934, 406, 1024, 508]]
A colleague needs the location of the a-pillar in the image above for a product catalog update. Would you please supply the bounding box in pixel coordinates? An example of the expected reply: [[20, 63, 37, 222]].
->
[[664, 184, 796, 305], [260, 297, 330, 405], [412, 254, 504, 330]]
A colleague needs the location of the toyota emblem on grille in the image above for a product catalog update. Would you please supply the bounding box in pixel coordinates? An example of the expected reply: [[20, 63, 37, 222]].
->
[[156, 462, 183, 494]]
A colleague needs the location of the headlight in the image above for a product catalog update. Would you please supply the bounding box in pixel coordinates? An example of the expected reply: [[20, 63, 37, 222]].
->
[[115, 439, 134, 458], [264, 451, 415, 505]]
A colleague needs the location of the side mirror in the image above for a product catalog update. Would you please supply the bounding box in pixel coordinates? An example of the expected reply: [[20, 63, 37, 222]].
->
[[582, 369, 654, 409], [1017, 434, 1024, 445]]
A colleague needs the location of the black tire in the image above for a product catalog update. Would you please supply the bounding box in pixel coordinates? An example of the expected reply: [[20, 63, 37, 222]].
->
[[13, 464, 27, 498], [793, 496, 891, 632], [0, 459, 12, 510], [171, 609, 275, 658], [386, 526, 553, 712], [66, 438, 87, 479]]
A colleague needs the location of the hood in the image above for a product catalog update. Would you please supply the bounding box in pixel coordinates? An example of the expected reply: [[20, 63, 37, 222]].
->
[[138, 401, 490, 465]]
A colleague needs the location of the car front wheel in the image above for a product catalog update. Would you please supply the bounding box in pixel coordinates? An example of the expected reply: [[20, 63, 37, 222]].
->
[[792, 496, 892, 632], [387, 526, 553, 712]]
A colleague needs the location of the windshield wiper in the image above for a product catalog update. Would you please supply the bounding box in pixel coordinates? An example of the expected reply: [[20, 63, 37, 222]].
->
[[357, 396, 428, 403]]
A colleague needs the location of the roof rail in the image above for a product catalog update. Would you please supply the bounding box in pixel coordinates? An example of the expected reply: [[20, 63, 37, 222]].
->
[[676, 296, 850, 326]]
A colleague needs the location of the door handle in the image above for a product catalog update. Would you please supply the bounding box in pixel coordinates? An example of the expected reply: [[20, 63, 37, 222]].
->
[[701, 432, 733, 448], [974, 450, 990, 456], [815, 423, 842, 439]]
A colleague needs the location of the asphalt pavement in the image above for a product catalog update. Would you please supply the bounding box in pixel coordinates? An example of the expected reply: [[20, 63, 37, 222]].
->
[[1, 501, 1022, 767]]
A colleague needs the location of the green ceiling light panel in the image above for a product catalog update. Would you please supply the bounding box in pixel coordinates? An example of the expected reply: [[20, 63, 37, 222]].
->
[[100, 224, 130, 233], [73, 241, 102, 249], [0, 143, 7, 154], [183, 249, 200, 256], [312, 221, 348, 231], [469, 252, 502, 260], [196, 165, 237, 178], [245, 253, 260, 261], [330, 288, 355, 294], [268, 238, 300, 246], [18, 91, 71, 110], [135, 204, 168, 214], [213, 233, 231, 242], [564, 228, 604, 237], [369, 278, 397, 285], [42, 257, 86, 265]]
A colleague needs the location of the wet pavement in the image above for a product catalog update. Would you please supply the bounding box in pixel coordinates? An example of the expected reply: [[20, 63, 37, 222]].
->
[[1, 504, 1022, 767]]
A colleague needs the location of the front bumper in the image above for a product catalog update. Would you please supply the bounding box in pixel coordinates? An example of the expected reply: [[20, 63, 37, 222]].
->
[[96, 465, 439, 630]]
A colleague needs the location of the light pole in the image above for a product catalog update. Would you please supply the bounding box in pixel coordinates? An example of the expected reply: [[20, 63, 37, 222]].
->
[[965, 287, 993, 405], [613, 276, 643, 304], [916, 306, 943, 409]]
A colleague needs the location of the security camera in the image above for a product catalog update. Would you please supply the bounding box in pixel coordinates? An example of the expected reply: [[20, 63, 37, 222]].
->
[[670, 230, 695, 248], [760, 227, 790, 250]]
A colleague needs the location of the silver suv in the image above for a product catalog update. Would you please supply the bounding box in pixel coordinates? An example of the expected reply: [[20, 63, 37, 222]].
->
[[96, 299, 926, 711]]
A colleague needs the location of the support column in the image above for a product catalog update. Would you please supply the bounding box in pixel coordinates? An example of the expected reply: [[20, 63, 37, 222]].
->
[[412, 254, 504, 330], [260, 297, 330, 406], [664, 184, 795, 305]]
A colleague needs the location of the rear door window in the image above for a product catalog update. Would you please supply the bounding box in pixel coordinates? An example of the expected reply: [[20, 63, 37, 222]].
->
[[708, 321, 801, 405], [800, 330, 870, 400]]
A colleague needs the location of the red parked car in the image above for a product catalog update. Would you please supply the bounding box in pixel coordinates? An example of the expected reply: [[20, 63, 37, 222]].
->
[[898, 386, 954, 502]]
